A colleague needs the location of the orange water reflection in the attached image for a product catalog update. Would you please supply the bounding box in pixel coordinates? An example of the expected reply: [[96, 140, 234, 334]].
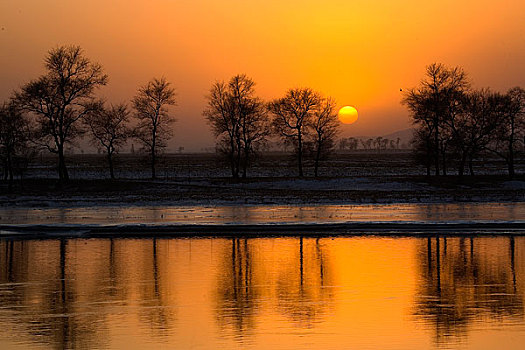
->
[[414, 237, 524, 347], [0, 236, 524, 349]]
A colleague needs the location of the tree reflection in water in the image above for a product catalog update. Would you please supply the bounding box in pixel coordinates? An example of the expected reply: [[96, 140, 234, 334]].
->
[[215, 238, 259, 338], [0, 238, 176, 349], [276, 237, 334, 328], [414, 236, 524, 345], [0, 239, 111, 349], [136, 238, 173, 337], [215, 237, 334, 339], [0, 236, 524, 349]]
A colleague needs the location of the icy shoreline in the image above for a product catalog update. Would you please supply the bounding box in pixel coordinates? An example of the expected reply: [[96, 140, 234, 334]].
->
[[1, 221, 525, 239], [2, 176, 524, 208], [1, 202, 524, 238]]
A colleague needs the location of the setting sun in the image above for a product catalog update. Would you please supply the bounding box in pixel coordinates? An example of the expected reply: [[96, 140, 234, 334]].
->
[[338, 106, 359, 124]]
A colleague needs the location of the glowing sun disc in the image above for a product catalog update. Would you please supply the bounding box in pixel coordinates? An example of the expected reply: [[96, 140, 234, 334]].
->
[[338, 106, 358, 124]]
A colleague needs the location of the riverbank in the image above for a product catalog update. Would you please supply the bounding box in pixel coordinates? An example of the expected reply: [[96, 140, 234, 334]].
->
[[1, 202, 524, 238], [1, 175, 524, 208], [2, 221, 525, 239]]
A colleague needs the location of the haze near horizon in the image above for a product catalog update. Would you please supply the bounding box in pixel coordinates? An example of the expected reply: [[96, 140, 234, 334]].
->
[[1, 0, 524, 151]]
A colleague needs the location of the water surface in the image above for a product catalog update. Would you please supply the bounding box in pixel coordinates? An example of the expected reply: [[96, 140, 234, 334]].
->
[[1, 202, 524, 226], [0, 235, 524, 349]]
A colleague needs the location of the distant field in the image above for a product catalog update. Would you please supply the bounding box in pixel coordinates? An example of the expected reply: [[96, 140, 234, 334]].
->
[[1, 151, 524, 207], [21, 150, 524, 180]]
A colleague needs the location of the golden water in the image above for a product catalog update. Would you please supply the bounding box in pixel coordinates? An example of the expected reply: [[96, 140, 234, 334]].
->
[[0, 236, 524, 349]]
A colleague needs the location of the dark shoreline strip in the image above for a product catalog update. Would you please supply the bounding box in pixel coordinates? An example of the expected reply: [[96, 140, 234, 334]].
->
[[1, 222, 525, 239]]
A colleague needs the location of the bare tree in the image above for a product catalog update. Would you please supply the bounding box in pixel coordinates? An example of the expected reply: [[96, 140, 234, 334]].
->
[[204, 81, 238, 177], [309, 97, 339, 177], [445, 89, 500, 176], [348, 137, 359, 150], [359, 138, 374, 150], [204, 75, 269, 178], [374, 136, 383, 152], [486, 87, 525, 178], [411, 128, 434, 176], [236, 86, 270, 178], [16, 45, 107, 181], [338, 138, 348, 151], [403, 63, 469, 176], [132, 78, 176, 179], [389, 139, 396, 149], [84, 102, 131, 179], [0, 100, 32, 187], [268, 88, 321, 177]]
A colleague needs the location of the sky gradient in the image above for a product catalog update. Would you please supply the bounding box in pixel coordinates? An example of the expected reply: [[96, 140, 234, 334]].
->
[[1, 0, 524, 151]]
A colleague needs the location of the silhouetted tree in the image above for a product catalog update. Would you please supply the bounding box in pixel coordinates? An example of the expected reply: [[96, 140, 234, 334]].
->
[[239, 103, 270, 178], [381, 138, 390, 150], [348, 137, 359, 150], [132, 78, 176, 179], [16, 45, 107, 181], [309, 97, 339, 177], [403, 63, 469, 176], [204, 81, 237, 176], [204, 75, 269, 178], [268, 88, 321, 177], [486, 87, 525, 178], [374, 136, 383, 152], [84, 102, 131, 179], [338, 137, 358, 151], [360, 139, 372, 150], [412, 128, 434, 176], [366, 138, 373, 150], [338, 138, 348, 151], [447, 89, 501, 176], [0, 100, 32, 186]]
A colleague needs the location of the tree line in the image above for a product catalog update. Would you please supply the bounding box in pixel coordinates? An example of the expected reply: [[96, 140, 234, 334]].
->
[[204, 77, 340, 178], [0, 46, 176, 183], [403, 63, 524, 178], [1, 45, 341, 183], [4, 47, 521, 184], [338, 136, 403, 151]]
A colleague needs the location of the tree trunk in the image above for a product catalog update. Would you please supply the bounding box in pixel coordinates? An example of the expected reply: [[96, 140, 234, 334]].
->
[[441, 148, 447, 176], [242, 150, 247, 179], [6, 151, 13, 191], [468, 156, 474, 176], [230, 153, 237, 178], [425, 138, 431, 177], [107, 150, 115, 180], [7, 152, 13, 182], [458, 152, 467, 178], [3, 158, 7, 181], [297, 132, 303, 177], [434, 123, 439, 176], [508, 140, 515, 179], [314, 142, 321, 178], [58, 145, 69, 181], [151, 147, 156, 180], [242, 140, 252, 179], [508, 159, 515, 179], [235, 140, 242, 179], [229, 137, 237, 178]]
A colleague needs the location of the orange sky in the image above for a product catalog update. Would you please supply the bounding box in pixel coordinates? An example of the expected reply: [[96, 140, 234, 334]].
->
[[1, 0, 524, 151]]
